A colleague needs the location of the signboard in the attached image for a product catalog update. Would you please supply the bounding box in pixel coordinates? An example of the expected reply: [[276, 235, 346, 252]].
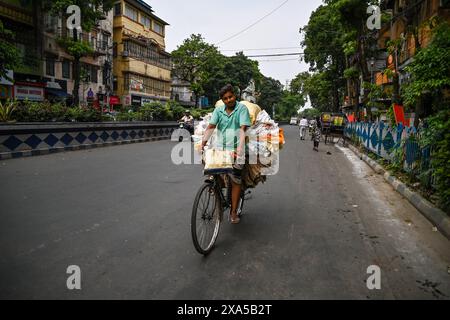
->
[[109, 96, 120, 105], [131, 95, 142, 107], [322, 113, 331, 123], [14, 85, 44, 101], [393, 104, 406, 126], [130, 79, 144, 92]]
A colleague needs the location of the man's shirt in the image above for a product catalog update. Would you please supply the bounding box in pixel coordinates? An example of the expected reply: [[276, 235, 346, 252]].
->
[[210, 102, 251, 150], [181, 115, 194, 124], [299, 119, 308, 127]]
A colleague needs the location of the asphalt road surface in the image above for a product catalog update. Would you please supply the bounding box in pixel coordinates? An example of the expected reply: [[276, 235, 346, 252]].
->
[[1, 125, 449, 299]]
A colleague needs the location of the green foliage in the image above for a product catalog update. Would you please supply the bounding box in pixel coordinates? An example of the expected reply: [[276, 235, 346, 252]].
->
[[301, 108, 321, 119], [257, 76, 284, 111], [64, 106, 101, 122], [167, 101, 185, 120], [421, 110, 450, 213], [342, 40, 357, 56], [276, 92, 305, 119], [11, 101, 102, 122], [0, 20, 22, 79], [343, 66, 359, 79], [140, 102, 173, 121], [172, 35, 262, 105], [403, 22, 450, 109], [0, 100, 17, 122], [386, 104, 396, 124], [172, 34, 222, 102], [225, 52, 260, 98], [57, 38, 93, 58]]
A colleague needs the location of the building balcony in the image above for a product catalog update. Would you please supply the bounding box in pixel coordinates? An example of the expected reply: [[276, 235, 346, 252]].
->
[[117, 58, 171, 81]]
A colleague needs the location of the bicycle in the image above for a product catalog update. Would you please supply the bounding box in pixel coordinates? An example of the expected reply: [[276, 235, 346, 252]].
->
[[191, 168, 248, 255]]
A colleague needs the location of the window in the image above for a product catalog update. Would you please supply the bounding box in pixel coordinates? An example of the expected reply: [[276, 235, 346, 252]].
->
[[141, 15, 151, 29], [153, 22, 163, 34], [62, 60, 71, 79], [122, 40, 172, 70], [91, 66, 98, 83], [125, 5, 138, 21], [101, 33, 109, 50], [114, 3, 122, 16], [46, 57, 55, 76]]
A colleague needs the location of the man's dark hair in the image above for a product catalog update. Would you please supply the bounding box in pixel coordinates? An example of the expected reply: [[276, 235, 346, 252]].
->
[[219, 84, 235, 98]]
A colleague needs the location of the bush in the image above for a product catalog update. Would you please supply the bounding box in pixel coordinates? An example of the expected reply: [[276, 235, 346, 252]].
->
[[64, 106, 101, 122], [14, 101, 67, 122], [421, 111, 450, 213], [141, 102, 174, 121]]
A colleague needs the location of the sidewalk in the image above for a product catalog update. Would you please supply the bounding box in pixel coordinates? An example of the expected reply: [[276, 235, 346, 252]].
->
[[344, 143, 450, 240]]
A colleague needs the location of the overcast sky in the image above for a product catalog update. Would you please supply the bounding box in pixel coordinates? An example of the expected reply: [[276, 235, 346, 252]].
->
[[146, 0, 324, 85]]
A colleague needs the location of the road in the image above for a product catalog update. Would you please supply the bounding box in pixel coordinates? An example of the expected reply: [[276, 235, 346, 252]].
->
[[0, 125, 449, 299]]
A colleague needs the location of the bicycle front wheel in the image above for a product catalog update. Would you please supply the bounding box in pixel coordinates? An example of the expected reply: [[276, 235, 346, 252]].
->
[[191, 182, 222, 255]]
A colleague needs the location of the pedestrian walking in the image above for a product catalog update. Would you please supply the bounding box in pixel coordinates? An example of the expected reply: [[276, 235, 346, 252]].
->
[[312, 116, 321, 151], [299, 116, 308, 140]]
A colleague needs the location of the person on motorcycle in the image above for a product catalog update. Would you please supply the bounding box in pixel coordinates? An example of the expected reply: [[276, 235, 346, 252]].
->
[[201, 84, 251, 224], [299, 116, 308, 140], [180, 110, 194, 134]]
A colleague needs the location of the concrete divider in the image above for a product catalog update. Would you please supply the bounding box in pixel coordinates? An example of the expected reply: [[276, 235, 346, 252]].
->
[[0, 122, 179, 160]]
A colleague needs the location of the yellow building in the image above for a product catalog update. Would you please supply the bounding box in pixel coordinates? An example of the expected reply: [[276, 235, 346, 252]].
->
[[112, 0, 172, 107]]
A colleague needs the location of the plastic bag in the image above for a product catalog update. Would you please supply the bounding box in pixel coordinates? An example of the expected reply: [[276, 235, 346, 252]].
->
[[203, 149, 234, 173]]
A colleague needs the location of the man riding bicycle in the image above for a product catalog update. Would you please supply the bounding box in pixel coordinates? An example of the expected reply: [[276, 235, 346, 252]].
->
[[201, 84, 251, 224]]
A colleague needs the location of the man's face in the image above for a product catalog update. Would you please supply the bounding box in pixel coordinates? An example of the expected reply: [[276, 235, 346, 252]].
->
[[222, 91, 237, 108]]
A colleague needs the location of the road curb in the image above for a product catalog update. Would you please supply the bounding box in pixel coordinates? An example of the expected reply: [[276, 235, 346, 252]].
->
[[346, 143, 450, 240]]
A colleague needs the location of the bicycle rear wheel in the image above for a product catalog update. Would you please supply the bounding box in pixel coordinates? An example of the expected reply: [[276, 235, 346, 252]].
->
[[191, 182, 222, 255]]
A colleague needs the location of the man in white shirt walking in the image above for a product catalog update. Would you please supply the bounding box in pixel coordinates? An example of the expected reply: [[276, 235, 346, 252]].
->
[[299, 116, 308, 140]]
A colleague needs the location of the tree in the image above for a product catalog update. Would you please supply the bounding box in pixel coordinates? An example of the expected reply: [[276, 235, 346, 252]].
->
[[257, 76, 283, 112], [172, 34, 224, 106], [42, 0, 115, 106], [300, 3, 347, 111], [403, 21, 450, 120], [301, 108, 321, 119], [0, 20, 21, 80], [226, 52, 261, 99], [276, 92, 305, 120]]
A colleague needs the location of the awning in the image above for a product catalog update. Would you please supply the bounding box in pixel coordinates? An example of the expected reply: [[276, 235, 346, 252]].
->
[[46, 88, 70, 98]]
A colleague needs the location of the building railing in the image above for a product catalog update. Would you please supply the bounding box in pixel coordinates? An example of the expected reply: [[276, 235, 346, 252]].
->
[[345, 122, 436, 189]]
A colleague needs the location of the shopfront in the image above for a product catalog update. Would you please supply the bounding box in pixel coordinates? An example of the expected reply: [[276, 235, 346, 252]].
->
[[0, 70, 14, 101], [14, 82, 45, 102]]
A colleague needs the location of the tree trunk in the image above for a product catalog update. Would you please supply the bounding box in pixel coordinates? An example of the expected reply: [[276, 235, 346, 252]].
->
[[73, 56, 81, 106], [72, 29, 80, 106]]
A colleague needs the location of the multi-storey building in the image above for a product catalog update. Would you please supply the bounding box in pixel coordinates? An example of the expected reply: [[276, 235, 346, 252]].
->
[[112, 0, 172, 108], [0, 0, 44, 101], [42, 9, 114, 105], [377, 0, 450, 89], [171, 78, 196, 107]]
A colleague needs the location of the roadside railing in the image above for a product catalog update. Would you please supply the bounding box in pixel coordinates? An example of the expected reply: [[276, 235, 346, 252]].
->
[[345, 122, 435, 189]]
